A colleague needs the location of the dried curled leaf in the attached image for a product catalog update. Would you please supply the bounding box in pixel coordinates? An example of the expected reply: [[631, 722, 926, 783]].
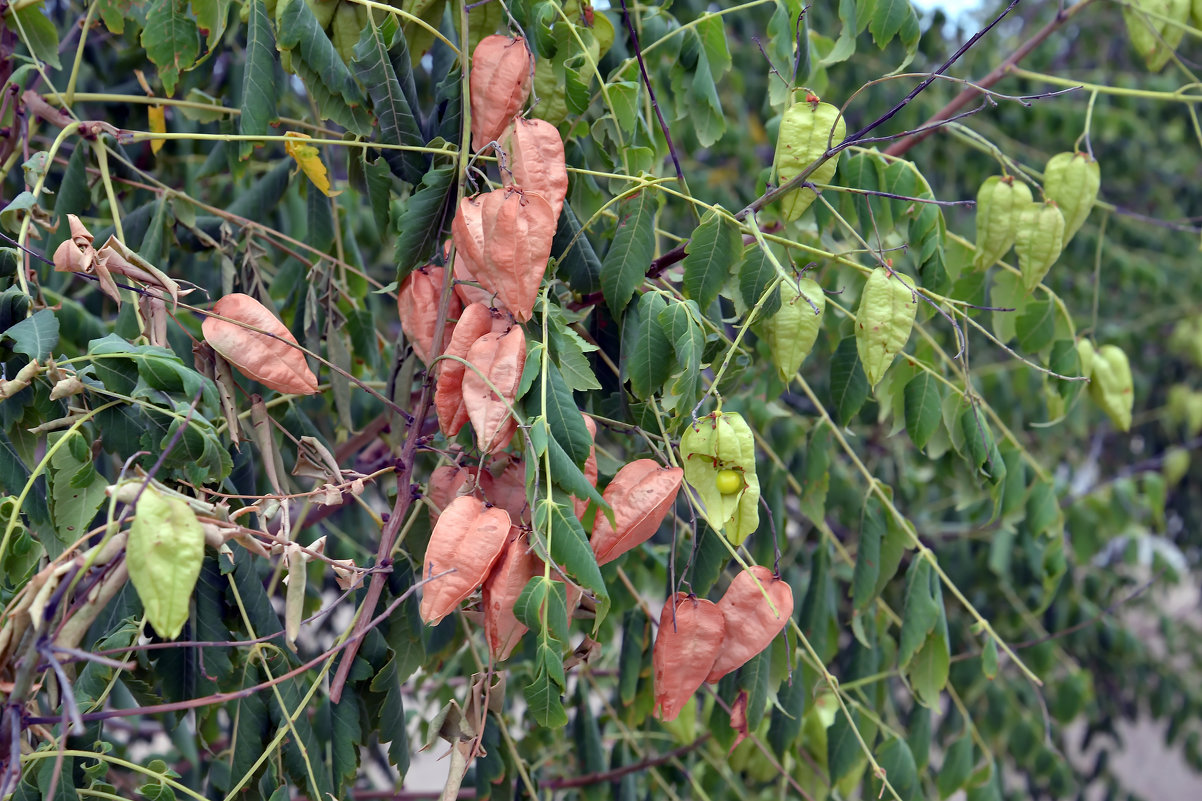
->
[[398, 265, 462, 365], [855, 268, 918, 388], [284, 131, 341, 197], [470, 35, 534, 151], [435, 302, 508, 437], [127, 488, 205, 640], [202, 293, 319, 395], [706, 566, 794, 683], [420, 496, 512, 625], [482, 530, 541, 661], [461, 324, 528, 454], [479, 188, 556, 323], [654, 593, 726, 722], [590, 459, 683, 565], [501, 116, 568, 220]]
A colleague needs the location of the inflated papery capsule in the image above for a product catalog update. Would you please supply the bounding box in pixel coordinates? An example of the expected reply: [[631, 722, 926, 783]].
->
[[773, 92, 846, 221], [462, 325, 528, 454], [1043, 152, 1100, 246], [705, 566, 794, 683], [398, 265, 461, 365], [653, 593, 726, 722], [679, 411, 760, 545], [202, 293, 319, 395], [1087, 343, 1135, 432], [973, 176, 1033, 270], [759, 277, 825, 382], [590, 459, 683, 565], [420, 496, 512, 625], [482, 529, 541, 661], [855, 267, 918, 387], [1123, 0, 1189, 72], [479, 188, 556, 323], [470, 36, 533, 151], [1015, 201, 1066, 293], [501, 116, 569, 221], [451, 198, 487, 282], [426, 464, 492, 523], [435, 302, 507, 437]]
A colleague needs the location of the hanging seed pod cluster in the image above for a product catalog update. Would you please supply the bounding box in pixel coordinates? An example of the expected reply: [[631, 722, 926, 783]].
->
[[653, 567, 794, 722]]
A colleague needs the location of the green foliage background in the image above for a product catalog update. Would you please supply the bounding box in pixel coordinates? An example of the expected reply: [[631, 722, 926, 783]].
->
[[1, 0, 1201, 799]]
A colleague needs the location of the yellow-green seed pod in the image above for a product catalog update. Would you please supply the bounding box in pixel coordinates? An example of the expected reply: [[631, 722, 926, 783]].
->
[[1087, 344, 1134, 432], [1195, 0, 1202, 27], [1123, 0, 1189, 72], [1077, 339, 1096, 379], [773, 93, 847, 221], [1015, 201, 1066, 292], [855, 268, 918, 388], [973, 176, 1033, 270], [1044, 152, 1100, 245], [759, 278, 825, 383], [680, 411, 760, 545]]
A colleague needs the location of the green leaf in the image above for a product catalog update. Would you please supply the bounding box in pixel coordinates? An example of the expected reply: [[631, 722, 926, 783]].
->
[[533, 500, 610, 626], [624, 291, 673, 399], [525, 641, 569, 728], [546, 431, 607, 512], [239, 0, 277, 159], [127, 488, 205, 640], [141, 0, 200, 96], [768, 673, 806, 757], [47, 432, 107, 559], [2, 309, 59, 360], [554, 201, 603, 294], [959, 406, 1004, 483], [851, 501, 881, 611], [548, 314, 601, 392], [737, 244, 781, 318], [600, 191, 656, 317], [394, 166, 456, 282], [352, 21, 427, 184], [1016, 299, 1056, 353], [740, 648, 773, 731], [897, 558, 939, 669], [908, 621, 949, 708], [514, 576, 570, 643], [799, 424, 831, 525], [797, 544, 835, 663], [276, 0, 372, 135], [657, 299, 706, 413], [681, 207, 740, 310], [618, 610, 648, 705], [829, 336, 869, 426], [875, 736, 920, 801], [868, 0, 918, 49], [938, 735, 974, 799], [545, 364, 591, 468], [903, 371, 942, 450], [226, 157, 293, 220], [827, 708, 869, 786], [190, 0, 230, 48], [981, 637, 999, 680], [9, 3, 62, 70]]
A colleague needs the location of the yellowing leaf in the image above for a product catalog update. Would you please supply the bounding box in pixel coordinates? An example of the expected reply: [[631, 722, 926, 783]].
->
[[148, 105, 167, 154], [284, 131, 341, 197], [127, 488, 205, 640]]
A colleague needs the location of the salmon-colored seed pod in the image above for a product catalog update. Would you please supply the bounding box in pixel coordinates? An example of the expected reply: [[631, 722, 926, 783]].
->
[[482, 529, 541, 661], [202, 293, 319, 395], [470, 36, 533, 151], [420, 496, 512, 625], [398, 266, 461, 365], [501, 117, 568, 221], [479, 189, 556, 323], [435, 303, 505, 437], [591, 460, 683, 565], [426, 464, 493, 524], [453, 253, 497, 309], [574, 414, 598, 519], [451, 198, 487, 280], [654, 593, 726, 722], [705, 566, 794, 683], [461, 325, 527, 454], [488, 457, 530, 525]]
